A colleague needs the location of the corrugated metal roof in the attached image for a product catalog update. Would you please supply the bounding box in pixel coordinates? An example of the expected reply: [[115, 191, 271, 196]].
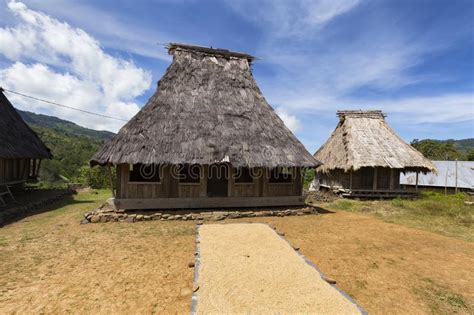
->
[[400, 161, 474, 189]]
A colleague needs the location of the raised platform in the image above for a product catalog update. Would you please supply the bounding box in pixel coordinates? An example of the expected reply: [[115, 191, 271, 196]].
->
[[342, 189, 419, 199], [110, 196, 305, 210]]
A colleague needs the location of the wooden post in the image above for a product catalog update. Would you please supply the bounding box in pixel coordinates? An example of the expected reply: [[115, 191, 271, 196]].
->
[[445, 168, 448, 196], [227, 164, 233, 197], [107, 164, 115, 197], [373, 168, 378, 191], [389, 169, 395, 190], [415, 171, 419, 191], [31, 159, 36, 178], [297, 167, 303, 196], [455, 159, 458, 194], [262, 168, 268, 197], [349, 169, 353, 190], [201, 165, 208, 198]]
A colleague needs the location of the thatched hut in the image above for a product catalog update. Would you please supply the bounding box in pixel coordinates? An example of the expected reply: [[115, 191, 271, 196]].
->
[[0, 88, 52, 183], [91, 43, 320, 209], [313, 110, 436, 197]]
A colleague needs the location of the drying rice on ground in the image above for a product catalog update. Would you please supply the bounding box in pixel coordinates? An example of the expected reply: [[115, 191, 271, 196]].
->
[[194, 223, 363, 314]]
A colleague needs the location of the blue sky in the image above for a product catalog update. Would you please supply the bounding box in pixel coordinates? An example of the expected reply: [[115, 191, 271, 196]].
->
[[0, 0, 473, 153]]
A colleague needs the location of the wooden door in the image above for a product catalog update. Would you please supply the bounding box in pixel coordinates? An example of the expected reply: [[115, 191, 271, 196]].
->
[[207, 164, 228, 197]]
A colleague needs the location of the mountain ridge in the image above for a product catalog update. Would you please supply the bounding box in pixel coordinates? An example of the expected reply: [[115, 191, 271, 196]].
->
[[17, 109, 115, 141]]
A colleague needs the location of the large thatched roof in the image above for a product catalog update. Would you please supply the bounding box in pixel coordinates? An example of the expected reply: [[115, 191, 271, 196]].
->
[[91, 43, 319, 168], [0, 89, 52, 159], [314, 110, 436, 173]]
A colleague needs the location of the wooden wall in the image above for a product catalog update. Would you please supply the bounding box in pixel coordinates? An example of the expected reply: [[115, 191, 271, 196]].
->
[[0, 158, 30, 182], [116, 164, 303, 199], [319, 167, 401, 190]]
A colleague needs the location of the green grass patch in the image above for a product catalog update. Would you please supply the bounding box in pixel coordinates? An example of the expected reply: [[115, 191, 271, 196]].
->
[[0, 236, 8, 246], [331, 199, 356, 211], [414, 278, 472, 314]]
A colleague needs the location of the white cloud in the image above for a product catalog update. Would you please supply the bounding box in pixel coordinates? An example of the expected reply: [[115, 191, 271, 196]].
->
[[0, 1, 152, 131], [17, 0, 172, 61], [275, 107, 301, 132], [374, 94, 474, 124], [226, 0, 474, 137], [227, 0, 360, 38]]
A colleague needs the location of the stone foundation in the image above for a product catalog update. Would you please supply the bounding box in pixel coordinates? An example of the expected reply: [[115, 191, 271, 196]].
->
[[83, 203, 318, 224]]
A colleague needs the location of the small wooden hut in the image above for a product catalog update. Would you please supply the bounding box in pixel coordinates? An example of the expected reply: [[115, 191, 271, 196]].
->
[[0, 88, 52, 183], [314, 110, 436, 198], [91, 43, 320, 209]]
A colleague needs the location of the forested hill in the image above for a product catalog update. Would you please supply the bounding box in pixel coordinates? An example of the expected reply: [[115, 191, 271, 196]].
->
[[410, 138, 474, 161], [17, 109, 115, 185], [449, 138, 474, 154], [18, 110, 114, 140], [13, 108, 474, 185]]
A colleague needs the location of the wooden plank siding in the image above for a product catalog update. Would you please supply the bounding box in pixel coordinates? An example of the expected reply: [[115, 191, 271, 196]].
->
[[0, 158, 31, 182], [116, 164, 302, 201], [319, 167, 402, 191]]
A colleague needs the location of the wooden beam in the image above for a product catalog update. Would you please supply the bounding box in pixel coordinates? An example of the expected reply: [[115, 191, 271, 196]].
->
[[112, 196, 306, 210]]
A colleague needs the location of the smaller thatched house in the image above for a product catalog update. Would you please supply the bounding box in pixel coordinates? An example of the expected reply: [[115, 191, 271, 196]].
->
[[0, 88, 52, 184], [313, 110, 436, 197], [91, 43, 320, 209]]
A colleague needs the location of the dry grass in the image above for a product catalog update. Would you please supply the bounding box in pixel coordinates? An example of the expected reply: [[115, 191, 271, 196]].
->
[[0, 190, 195, 314], [1, 190, 473, 314], [321, 192, 474, 242], [238, 213, 474, 314]]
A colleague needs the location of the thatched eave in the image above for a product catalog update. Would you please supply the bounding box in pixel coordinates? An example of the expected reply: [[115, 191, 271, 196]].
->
[[0, 89, 52, 160], [91, 43, 319, 169], [314, 110, 436, 174]]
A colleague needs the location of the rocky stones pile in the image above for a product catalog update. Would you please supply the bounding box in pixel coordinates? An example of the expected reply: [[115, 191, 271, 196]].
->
[[305, 191, 340, 203], [82, 205, 318, 224]]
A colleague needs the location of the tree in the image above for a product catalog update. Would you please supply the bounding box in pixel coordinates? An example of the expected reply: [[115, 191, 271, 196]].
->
[[77, 165, 115, 189], [410, 139, 462, 160], [466, 149, 474, 161]]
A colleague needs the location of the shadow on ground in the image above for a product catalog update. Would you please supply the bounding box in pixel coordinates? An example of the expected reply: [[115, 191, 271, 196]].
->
[[0, 190, 90, 227]]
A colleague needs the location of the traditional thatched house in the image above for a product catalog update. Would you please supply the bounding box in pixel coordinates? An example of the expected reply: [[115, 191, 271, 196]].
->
[[313, 110, 436, 197], [91, 43, 320, 209], [0, 88, 52, 184]]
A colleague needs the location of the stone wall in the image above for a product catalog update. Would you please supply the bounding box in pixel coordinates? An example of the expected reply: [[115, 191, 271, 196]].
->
[[83, 204, 318, 224]]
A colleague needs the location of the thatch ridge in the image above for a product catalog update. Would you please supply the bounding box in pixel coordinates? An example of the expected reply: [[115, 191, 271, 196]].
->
[[91, 43, 319, 168], [168, 43, 255, 62], [314, 110, 435, 173], [0, 89, 52, 159]]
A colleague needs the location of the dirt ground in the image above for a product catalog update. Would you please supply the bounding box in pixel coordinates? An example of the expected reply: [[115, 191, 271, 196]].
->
[[0, 191, 195, 314], [239, 213, 474, 314], [1, 190, 473, 314]]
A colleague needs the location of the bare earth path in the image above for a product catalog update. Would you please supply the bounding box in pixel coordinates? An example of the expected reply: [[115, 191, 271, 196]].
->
[[195, 223, 363, 314]]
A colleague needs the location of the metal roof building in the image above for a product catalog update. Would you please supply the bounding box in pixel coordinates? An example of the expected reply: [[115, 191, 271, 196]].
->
[[400, 161, 474, 190]]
